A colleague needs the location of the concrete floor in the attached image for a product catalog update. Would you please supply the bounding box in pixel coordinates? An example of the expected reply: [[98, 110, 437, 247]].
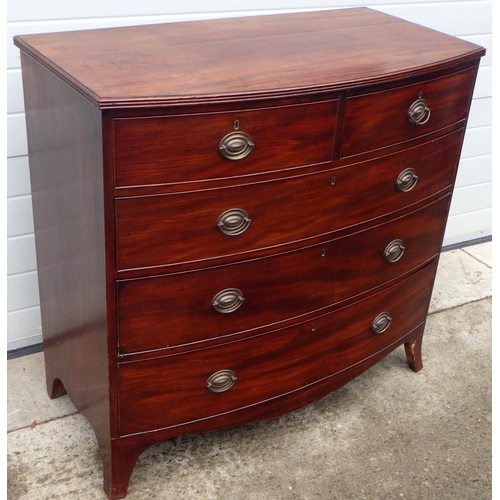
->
[[7, 242, 492, 500]]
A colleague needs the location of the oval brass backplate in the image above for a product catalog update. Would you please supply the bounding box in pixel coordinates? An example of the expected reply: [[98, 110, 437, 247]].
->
[[408, 96, 431, 125], [371, 312, 392, 334], [219, 131, 254, 160], [396, 168, 418, 192], [206, 369, 237, 393], [383, 239, 405, 263], [212, 288, 245, 314], [217, 208, 251, 236]]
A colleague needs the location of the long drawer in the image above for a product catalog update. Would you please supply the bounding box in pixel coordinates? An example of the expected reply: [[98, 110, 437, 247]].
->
[[113, 99, 338, 187], [117, 195, 449, 354], [118, 261, 436, 436], [115, 130, 462, 271], [341, 65, 477, 157]]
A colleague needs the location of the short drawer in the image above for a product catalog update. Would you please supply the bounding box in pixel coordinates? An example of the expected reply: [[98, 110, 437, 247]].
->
[[115, 129, 463, 271], [341, 65, 477, 157], [117, 195, 449, 354], [113, 99, 338, 187], [118, 262, 436, 436]]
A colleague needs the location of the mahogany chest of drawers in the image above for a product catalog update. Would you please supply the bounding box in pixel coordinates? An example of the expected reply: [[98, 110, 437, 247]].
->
[[14, 8, 484, 498]]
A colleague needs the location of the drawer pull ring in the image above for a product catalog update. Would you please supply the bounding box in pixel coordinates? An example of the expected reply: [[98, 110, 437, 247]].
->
[[384, 239, 405, 263], [206, 369, 237, 393], [396, 168, 419, 192], [219, 131, 254, 160], [408, 96, 431, 125], [371, 312, 393, 334], [212, 288, 245, 314], [217, 208, 251, 236]]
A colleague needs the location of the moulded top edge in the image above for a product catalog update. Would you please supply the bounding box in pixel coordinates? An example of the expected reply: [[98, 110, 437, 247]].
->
[[13, 8, 486, 110]]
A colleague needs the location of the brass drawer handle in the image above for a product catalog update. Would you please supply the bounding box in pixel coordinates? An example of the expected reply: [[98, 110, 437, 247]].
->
[[212, 288, 245, 314], [206, 369, 237, 393], [219, 131, 254, 160], [408, 96, 431, 125], [371, 312, 393, 334], [384, 239, 405, 263], [396, 168, 419, 192], [217, 208, 251, 236]]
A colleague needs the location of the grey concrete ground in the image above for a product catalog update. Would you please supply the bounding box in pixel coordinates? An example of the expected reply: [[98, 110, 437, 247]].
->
[[7, 242, 492, 500]]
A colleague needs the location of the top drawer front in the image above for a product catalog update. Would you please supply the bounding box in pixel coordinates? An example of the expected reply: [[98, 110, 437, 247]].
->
[[113, 100, 338, 187], [341, 66, 477, 157]]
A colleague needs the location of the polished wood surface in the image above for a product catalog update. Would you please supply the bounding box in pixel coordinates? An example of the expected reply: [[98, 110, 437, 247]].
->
[[115, 130, 463, 271], [117, 196, 449, 354], [15, 8, 484, 499], [118, 262, 436, 435], [114, 99, 338, 186], [19, 51, 113, 471], [106, 323, 428, 499], [341, 66, 478, 157], [14, 8, 483, 107]]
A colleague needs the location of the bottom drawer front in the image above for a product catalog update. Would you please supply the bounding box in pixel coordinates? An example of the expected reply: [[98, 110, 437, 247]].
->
[[118, 262, 435, 436]]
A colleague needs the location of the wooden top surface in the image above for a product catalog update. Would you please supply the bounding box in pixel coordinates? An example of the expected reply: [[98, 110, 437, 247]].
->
[[14, 8, 485, 109]]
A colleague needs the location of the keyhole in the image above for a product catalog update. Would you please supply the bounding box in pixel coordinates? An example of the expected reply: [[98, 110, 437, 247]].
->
[[321, 248, 326, 257], [311, 324, 316, 332], [234, 120, 240, 130]]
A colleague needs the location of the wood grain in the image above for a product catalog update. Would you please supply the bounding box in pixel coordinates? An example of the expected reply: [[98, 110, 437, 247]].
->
[[117, 195, 450, 354], [13, 8, 484, 107], [341, 66, 479, 157], [113, 99, 338, 186], [115, 129, 464, 271], [15, 8, 484, 499], [118, 262, 436, 436], [20, 51, 112, 454]]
